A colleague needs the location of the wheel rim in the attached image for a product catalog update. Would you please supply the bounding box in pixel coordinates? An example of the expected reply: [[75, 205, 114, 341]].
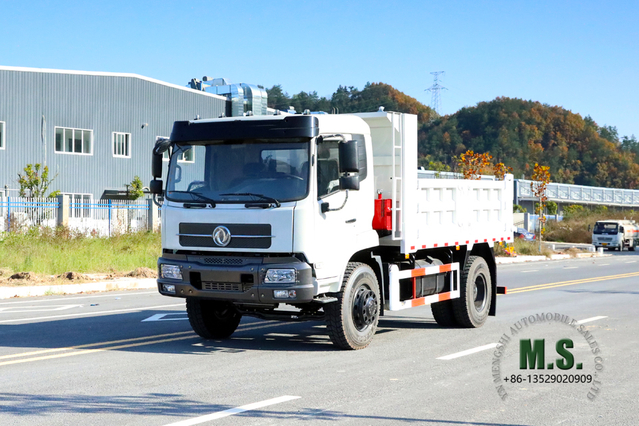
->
[[473, 275, 488, 312], [352, 285, 378, 331]]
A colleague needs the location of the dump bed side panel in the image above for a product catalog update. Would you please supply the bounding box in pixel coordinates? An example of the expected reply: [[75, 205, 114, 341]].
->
[[403, 176, 514, 253], [355, 111, 514, 253]]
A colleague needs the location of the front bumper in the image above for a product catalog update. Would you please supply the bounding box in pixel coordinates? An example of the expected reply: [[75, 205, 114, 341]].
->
[[157, 253, 314, 304], [593, 242, 619, 248]]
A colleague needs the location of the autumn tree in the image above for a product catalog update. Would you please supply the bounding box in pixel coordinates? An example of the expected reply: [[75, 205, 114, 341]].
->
[[531, 163, 551, 249], [456, 150, 492, 180]]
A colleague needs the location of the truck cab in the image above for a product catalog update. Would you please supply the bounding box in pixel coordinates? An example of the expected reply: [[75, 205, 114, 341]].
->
[[592, 219, 639, 251], [151, 111, 511, 349]]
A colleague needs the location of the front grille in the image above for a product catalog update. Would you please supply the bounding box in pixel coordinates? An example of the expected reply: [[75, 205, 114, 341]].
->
[[179, 223, 272, 249], [598, 238, 613, 242], [202, 257, 246, 266], [202, 282, 243, 292]]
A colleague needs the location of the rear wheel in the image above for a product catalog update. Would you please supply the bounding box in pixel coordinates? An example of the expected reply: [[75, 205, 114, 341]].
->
[[325, 263, 380, 350], [186, 298, 242, 339], [431, 299, 458, 327], [453, 256, 492, 328]]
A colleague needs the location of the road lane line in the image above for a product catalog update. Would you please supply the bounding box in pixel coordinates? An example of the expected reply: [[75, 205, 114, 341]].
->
[[0, 335, 200, 367], [0, 331, 195, 361], [0, 321, 290, 367], [598, 264, 610, 266], [521, 270, 538, 273], [507, 271, 639, 294], [0, 291, 158, 305], [576, 316, 608, 324], [437, 343, 498, 360], [564, 267, 578, 269], [625, 261, 637, 264], [162, 395, 301, 426], [0, 303, 185, 324]]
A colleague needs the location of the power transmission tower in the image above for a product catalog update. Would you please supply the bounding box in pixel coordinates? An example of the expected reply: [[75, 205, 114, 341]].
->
[[425, 71, 447, 115]]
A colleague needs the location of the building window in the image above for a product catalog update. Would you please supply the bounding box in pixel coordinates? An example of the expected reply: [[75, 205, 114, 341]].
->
[[112, 132, 131, 158], [0, 121, 5, 150], [55, 127, 92, 155], [158, 136, 194, 162], [66, 193, 92, 218], [178, 148, 194, 163]]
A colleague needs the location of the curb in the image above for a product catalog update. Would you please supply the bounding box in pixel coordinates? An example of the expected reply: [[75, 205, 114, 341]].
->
[[0, 278, 157, 300], [496, 252, 609, 264]]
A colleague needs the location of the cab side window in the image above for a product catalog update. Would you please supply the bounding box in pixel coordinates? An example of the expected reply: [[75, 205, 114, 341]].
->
[[317, 142, 340, 198]]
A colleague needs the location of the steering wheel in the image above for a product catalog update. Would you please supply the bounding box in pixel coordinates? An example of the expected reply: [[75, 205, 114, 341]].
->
[[187, 181, 209, 192]]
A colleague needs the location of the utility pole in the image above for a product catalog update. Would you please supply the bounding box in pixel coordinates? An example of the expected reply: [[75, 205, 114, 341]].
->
[[425, 71, 447, 116]]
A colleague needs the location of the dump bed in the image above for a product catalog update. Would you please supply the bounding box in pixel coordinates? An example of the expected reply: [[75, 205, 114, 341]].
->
[[355, 111, 514, 254]]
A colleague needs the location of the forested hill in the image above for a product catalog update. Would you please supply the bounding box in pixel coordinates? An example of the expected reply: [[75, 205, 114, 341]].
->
[[266, 84, 639, 189]]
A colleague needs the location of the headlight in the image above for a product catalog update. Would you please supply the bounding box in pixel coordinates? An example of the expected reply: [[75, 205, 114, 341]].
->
[[160, 264, 183, 280], [264, 268, 296, 284]]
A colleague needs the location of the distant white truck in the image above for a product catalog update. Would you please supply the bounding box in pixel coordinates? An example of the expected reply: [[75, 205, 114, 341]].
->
[[150, 111, 512, 349], [592, 219, 639, 251]]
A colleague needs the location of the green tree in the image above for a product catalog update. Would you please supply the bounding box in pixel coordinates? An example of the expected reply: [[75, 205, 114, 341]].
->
[[17, 163, 60, 198], [125, 176, 144, 200]]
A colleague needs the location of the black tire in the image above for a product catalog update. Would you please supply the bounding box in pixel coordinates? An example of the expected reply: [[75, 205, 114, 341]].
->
[[629, 245, 636, 252], [325, 263, 380, 350], [431, 299, 458, 327], [186, 298, 242, 339], [453, 256, 492, 328]]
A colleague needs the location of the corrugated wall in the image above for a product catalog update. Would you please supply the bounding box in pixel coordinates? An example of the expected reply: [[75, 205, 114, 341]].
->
[[0, 68, 228, 199]]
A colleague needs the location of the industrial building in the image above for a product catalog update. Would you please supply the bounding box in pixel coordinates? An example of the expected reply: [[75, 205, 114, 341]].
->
[[0, 66, 268, 203]]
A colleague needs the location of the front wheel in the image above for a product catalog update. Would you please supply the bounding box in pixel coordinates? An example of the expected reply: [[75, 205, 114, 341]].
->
[[325, 263, 380, 350], [186, 298, 242, 339], [453, 256, 492, 328]]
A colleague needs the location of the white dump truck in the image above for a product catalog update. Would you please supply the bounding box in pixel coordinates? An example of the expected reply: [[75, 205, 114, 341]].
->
[[592, 219, 639, 251], [150, 111, 513, 349]]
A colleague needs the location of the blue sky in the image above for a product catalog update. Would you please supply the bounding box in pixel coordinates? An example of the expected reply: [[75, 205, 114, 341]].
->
[[2, 0, 638, 138]]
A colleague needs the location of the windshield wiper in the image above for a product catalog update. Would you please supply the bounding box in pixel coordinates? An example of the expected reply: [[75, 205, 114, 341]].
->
[[219, 192, 281, 207], [167, 191, 217, 207]]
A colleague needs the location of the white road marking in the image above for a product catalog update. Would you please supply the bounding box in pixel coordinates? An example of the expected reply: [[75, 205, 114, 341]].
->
[[576, 316, 608, 324], [625, 261, 637, 264], [0, 304, 83, 313], [564, 267, 578, 269], [437, 343, 498, 360], [142, 313, 188, 322], [0, 303, 184, 324], [598, 264, 610, 266], [521, 270, 538, 273], [0, 291, 157, 305], [162, 395, 301, 426]]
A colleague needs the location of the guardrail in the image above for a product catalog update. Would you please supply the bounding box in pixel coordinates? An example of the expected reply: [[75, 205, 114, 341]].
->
[[517, 180, 639, 207]]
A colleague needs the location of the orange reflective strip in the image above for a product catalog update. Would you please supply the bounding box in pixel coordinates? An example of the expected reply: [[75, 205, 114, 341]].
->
[[439, 292, 451, 301], [439, 264, 453, 272]]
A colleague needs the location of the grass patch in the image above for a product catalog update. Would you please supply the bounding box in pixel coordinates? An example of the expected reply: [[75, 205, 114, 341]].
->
[[545, 210, 637, 243], [495, 239, 553, 257], [0, 227, 161, 275]]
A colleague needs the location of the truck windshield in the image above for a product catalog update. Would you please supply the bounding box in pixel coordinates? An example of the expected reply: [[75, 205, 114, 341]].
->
[[165, 139, 310, 204], [593, 223, 618, 234]]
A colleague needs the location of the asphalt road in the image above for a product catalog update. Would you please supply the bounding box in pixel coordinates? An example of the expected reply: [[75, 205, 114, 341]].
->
[[0, 253, 636, 426]]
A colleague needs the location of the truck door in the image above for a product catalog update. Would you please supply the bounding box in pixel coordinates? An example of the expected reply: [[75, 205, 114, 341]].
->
[[313, 140, 359, 282]]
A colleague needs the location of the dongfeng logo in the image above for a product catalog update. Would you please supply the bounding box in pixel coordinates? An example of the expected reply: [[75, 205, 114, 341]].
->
[[212, 226, 231, 246]]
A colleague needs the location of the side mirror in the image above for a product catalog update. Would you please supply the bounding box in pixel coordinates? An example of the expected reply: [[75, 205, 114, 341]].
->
[[149, 179, 163, 194], [154, 137, 172, 155], [340, 175, 359, 191], [152, 152, 163, 179], [152, 138, 171, 178], [339, 140, 359, 173]]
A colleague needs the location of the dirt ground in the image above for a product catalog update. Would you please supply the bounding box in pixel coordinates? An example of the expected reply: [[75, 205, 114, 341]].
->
[[0, 267, 157, 287]]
